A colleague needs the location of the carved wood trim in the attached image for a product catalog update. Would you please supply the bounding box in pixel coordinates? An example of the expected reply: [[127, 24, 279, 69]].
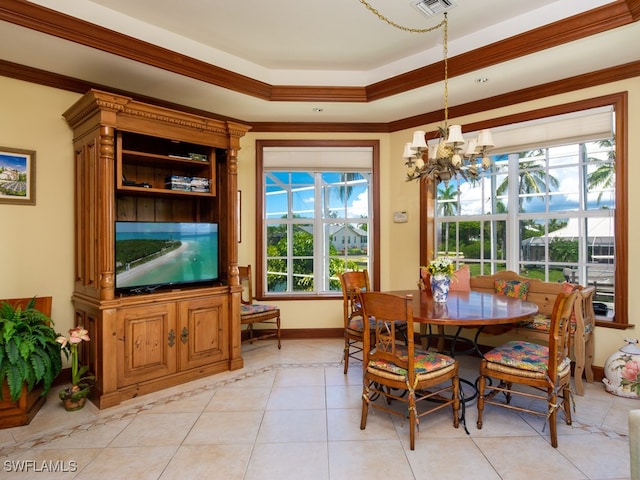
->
[[0, 0, 637, 106]]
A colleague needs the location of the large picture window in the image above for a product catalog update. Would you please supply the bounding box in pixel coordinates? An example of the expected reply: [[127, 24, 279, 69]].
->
[[256, 141, 379, 298], [423, 96, 627, 325]]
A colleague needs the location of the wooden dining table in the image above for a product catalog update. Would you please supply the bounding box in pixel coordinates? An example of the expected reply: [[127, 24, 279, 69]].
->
[[388, 289, 539, 327], [386, 289, 539, 356]]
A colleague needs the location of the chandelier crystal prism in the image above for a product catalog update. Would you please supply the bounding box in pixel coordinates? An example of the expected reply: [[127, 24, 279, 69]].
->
[[402, 13, 494, 185]]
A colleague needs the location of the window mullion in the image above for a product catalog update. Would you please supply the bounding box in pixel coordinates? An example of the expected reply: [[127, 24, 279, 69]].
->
[[507, 153, 521, 269]]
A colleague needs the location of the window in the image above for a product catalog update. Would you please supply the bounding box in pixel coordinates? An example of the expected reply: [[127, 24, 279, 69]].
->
[[256, 140, 379, 297], [422, 95, 627, 326]]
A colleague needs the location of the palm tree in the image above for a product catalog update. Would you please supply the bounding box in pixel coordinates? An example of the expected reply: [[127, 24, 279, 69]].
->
[[586, 139, 615, 203], [496, 151, 559, 212], [495, 150, 559, 258], [335, 172, 362, 204], [436, 183, 458, 255]]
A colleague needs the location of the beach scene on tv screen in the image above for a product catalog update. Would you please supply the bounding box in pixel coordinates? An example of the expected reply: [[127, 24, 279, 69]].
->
[[115, 222, 218, 289]]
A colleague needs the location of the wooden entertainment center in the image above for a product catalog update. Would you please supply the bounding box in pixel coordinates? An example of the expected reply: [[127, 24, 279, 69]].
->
[[63, 90, 250, 408]]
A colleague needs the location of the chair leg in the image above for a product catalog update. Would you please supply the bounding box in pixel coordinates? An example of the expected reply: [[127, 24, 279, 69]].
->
[[452, 375, 461, 428], [247, 323, 254, 343], [360, 383, 370, 430], [276, 315, 282, 349], [585, 334, 595, 383], [574, 334, 586, 396], [563, 384, 572, 425], [408, 393, 417, 450], [548, 389, 559, 448], [476, 373, 485, 429], [343, 338, 350, 374]]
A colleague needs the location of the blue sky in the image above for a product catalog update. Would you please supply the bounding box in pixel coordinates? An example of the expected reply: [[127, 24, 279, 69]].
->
[[0, 153, 28, 172]]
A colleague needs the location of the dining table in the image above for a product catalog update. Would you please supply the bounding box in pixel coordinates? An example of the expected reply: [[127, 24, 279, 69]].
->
[[388, 289, 539, 328], [388, 289, 539, 382], [383, 289, 540, 421]]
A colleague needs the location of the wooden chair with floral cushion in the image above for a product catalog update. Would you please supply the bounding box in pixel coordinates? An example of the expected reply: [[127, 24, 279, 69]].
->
[[476, 288, 579, 448], [339, 270, 373, 374], [239, 265, 281, 349], [359, 291, 460, 450]]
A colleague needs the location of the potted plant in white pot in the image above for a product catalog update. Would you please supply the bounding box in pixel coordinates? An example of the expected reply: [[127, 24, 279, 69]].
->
[[0, 297, 63, 427]]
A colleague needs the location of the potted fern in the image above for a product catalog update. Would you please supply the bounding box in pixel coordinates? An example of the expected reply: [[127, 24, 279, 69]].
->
[[0, 297, 62, 427]]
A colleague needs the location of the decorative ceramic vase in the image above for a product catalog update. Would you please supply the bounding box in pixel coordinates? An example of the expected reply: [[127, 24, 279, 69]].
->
[[430, 274, 450, 303], [62, 396, 87, 411], [603, 338, 640, 398]]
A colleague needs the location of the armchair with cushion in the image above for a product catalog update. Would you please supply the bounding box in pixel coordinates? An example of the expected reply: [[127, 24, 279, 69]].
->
[[239, 265, 281, 349], [476, 288, 579, 448], [359, 291, 460, 450], [339, 270, 373, 374]]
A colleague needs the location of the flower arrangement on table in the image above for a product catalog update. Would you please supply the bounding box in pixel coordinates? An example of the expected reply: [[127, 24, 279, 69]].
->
[[56, 327, 94, 410], [422, 257, 456, 302], [425, 256, 455, 278]]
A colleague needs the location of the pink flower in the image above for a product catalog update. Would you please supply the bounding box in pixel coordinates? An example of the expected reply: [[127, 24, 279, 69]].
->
[[621, 360, 640, 382], [69, 327, 90, 343], [55, 336, 68, 348]]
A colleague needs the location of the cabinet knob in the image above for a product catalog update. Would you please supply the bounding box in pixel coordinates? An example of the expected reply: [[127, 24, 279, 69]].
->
[[168, 329, 176, 347], [181, 327, 189, 344]]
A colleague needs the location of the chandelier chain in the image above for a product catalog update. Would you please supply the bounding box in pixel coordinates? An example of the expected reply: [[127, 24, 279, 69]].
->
[[357, 0, 449, 123], [443, 13, 449, 126], [357, 0, 446, 34], [358, 1, 492, 185]]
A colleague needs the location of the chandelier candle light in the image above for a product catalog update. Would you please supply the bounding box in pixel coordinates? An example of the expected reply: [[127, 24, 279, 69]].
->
[[401, 12, 495, 185]]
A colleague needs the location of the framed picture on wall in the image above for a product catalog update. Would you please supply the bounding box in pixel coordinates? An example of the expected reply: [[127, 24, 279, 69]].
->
[[0, 147, 36, 205]]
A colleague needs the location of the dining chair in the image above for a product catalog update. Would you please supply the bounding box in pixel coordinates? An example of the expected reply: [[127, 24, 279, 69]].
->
[[476, 288, 579, 448], [572, 286, 596, 395], [359, 291, 460, 450], [239, 265, 281, 349], [339, 270, 373, 374]]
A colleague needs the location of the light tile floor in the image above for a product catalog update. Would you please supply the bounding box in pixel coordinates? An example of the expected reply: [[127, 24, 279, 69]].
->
[[0, 338, 635, 479]]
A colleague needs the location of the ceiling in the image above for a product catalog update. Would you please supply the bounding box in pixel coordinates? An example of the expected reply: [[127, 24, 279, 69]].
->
[[1, 0, 639, 126]]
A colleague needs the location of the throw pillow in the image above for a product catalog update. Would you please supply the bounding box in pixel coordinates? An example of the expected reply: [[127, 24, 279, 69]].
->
[[449, 265, 471, 292], [494, 279, 530, 299]]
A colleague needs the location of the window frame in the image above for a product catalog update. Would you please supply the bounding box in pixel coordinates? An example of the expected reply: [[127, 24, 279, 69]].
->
[[256, 139, 380, 299], [420, 93, 628, 328]]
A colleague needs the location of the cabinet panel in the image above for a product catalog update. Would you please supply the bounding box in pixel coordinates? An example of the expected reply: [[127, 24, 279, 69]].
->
[[179, 296, 228, 370], [117, 303, 177, 387]]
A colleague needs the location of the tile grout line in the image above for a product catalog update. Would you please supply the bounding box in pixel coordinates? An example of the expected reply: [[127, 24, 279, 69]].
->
[[0, 361, 342, 457]]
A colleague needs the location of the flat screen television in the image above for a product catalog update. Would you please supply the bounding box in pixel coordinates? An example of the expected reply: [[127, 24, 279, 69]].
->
[[115, 221, 219, 294]]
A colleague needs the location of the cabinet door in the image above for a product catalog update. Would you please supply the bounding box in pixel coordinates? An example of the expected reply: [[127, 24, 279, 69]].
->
[[178, 296, 228, 370], [117, 303, 177, 387]]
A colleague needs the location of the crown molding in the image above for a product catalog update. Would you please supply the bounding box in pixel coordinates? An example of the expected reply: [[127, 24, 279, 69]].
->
[[0, 0, 637, 104], [1, 57, 638, 133]]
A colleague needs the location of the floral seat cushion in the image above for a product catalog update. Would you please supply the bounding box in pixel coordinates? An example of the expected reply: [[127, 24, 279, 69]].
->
[[241, 303, 279, 317], [519, 312, 590, 335], [484, 340, 571, 373], [368, 346, 455, 379], [346, 315, 376, 334]]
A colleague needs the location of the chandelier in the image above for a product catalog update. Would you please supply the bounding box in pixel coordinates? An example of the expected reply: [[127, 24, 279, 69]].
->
[[400, 13, 494, 185]]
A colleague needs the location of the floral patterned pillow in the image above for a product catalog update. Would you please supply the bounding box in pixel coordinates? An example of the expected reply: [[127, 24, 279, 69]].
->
[[494, 279, 529, 299]]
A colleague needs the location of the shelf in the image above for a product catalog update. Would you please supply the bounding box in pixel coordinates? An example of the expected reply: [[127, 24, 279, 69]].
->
[[122, 149, 210, 167], [116, 185, 215, 197]]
